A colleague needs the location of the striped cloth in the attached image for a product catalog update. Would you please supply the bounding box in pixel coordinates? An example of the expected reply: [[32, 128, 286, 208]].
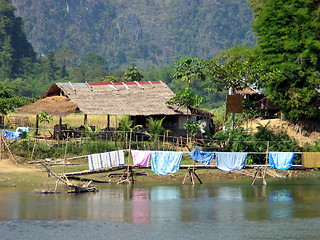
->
[[88, 150, 125, 171]]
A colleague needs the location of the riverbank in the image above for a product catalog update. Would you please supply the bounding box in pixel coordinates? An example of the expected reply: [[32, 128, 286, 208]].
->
[[1, 154, 320, 188]]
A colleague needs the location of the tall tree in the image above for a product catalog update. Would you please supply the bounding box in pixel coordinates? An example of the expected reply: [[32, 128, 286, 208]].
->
[[0, 82, 32, 115], [250, 0, 320, 122], [171, 57, 206, 86], [70, 53, 108, 82], [123, 66, 144, 82], [0, 0, 35, 79]]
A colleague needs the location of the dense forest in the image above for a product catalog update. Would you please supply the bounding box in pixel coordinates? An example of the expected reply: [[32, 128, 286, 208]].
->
[[11, 0, 255, 70]]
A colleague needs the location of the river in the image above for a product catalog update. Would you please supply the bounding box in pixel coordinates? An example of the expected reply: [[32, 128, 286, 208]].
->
[[0, 178, 320, 240]]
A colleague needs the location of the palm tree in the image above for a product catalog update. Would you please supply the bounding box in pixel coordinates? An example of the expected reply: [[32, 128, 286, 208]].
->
[[145, 117, 166, 142]]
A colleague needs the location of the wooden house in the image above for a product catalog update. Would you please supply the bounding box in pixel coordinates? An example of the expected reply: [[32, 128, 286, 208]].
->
[[235, 87, 279, 117], [17, 81, 214, 137]]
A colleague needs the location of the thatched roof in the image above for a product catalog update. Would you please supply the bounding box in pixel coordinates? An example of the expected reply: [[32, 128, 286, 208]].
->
[[17, 96, 78, 117], [21, 81, 190, 116], [235, 88, 257, 96], [190, 108, 215, 118]]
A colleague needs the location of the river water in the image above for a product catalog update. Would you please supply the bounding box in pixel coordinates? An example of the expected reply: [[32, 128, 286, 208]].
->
[[0, 178, 320, 240]]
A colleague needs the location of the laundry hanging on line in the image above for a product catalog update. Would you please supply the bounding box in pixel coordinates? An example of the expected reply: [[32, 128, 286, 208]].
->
[[188, 146, 215, 165], [131, 150, 151, 167], [215, 152, 248, 171], [88, 150, 125, 171], [150, 151, 183, 175], [301, 152, 320, 168], [268, 152, 295, 170]]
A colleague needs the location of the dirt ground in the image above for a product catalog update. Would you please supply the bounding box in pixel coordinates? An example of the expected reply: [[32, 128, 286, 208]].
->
[[245, 118, 315, 146], [0, 156, 34, 173]]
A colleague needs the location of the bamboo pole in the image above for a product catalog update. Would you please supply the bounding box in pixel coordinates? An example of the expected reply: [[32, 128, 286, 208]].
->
[[2, 136, 19, 166], [64, 140, 68, 173], [0, 134, 2, 161], [30, 140, 37, 160]]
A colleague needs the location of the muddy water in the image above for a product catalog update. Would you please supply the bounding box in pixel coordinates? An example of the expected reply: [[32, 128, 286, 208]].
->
[[1, 178, 320, 240]]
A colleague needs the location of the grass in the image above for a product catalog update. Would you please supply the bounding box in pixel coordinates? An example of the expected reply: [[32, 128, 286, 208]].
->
[[0, 171, 57, 187]]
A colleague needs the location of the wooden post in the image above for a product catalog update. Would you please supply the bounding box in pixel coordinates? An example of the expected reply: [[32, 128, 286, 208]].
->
[[30, 140, 37, 160], [129, 130, 132, 153], [35, 115, 39, 136], [182, 163, 202, 185], [107, 115, 110, 129], [252, 141, 269, 185], [84, 114, 88, 125]]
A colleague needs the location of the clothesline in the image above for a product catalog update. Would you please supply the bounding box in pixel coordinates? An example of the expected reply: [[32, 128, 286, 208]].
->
[[85, 148, 301, 174], [67, 149, 302, 160]]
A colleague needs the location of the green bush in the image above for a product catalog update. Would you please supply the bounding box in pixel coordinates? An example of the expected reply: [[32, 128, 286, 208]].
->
[[212, 124, 301, 164]]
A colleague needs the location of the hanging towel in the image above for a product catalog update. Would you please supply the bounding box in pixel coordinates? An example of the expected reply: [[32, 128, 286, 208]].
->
[[106, 150, 125, 167], [100, 152, 111, 169], [216, 152, 248, 171], [188, 146, 215, 165], [301, 152, 320, 168], [88, 150, 125, 171], [150, 151, 183, 175], [268, 152, 295, 170], [88, 153, 102, 171], [131, 150, 151, 167], [2, 130, 22, 140]]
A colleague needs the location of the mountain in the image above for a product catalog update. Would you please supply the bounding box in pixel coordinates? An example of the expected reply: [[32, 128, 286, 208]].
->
[[11, 0, 255, 70]]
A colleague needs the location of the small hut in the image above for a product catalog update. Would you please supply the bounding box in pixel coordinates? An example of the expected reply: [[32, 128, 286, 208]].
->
[[17, 81, 214, 137]]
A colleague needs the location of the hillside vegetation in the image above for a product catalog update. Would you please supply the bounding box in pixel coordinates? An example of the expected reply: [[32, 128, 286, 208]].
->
[[11, 0, 255, 69]]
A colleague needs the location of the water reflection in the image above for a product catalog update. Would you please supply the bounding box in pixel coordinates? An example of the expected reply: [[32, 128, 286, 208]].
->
[[269, 189, 293, 219], [132, 188, 150, 223], [0, 179, 320, 223]]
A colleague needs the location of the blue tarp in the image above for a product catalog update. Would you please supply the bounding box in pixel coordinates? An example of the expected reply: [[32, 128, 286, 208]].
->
[[2, 130, 22, 140]]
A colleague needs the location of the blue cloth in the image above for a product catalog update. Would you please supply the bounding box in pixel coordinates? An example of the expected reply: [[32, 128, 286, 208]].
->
[[2, 130, 22, 140], [268, 152, 294, 170], [216, 152, 248, 171], [151, 151, 183, 175], [188, 146, 215, 165]]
